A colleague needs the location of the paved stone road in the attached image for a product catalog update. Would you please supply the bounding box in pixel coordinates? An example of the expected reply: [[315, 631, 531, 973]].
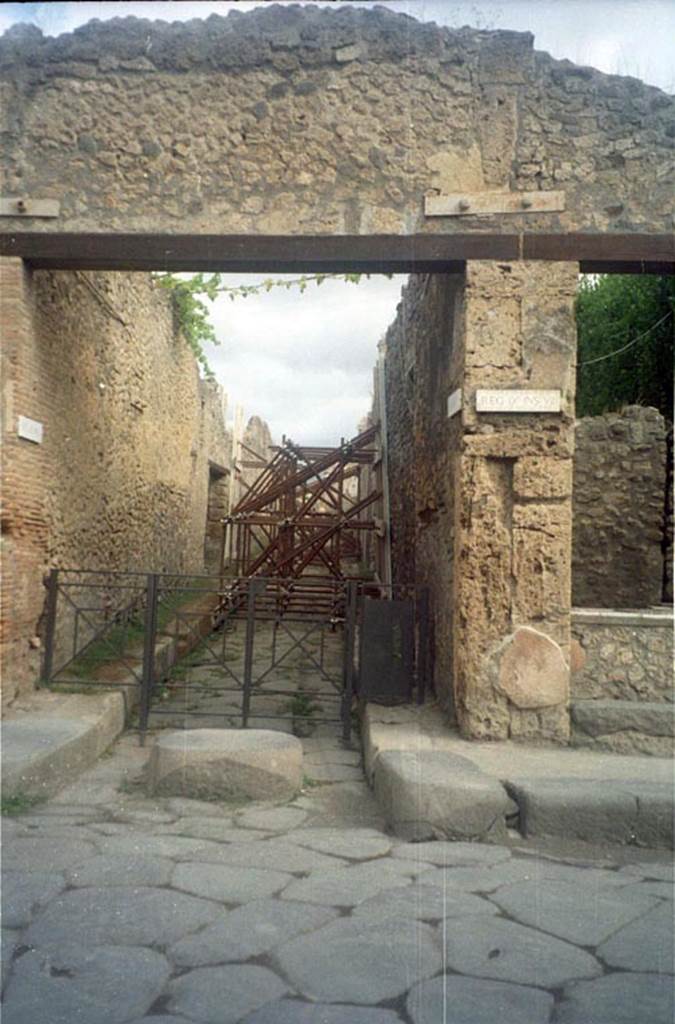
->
[[1, 730, 673, 1024]]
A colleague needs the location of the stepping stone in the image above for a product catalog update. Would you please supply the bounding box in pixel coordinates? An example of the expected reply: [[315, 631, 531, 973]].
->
[[557, 972, 674, 1024], [1, 871, 66, 928], [441, 917, 602, 988], [168, 899, 338, 966], [172, 862, 292, 903], [243, 1001, 404, 1023], [24, 886, 219, 949], [373, 751, 516, 841], [2, 945, 170, 1024], [490, 879, 659, 946], [149, 729, 303, 801], [597, 901, 675, 973], [274, 914, 442, 1003], [167, 964, 287, 1024], [407, 974, 554, 1024]]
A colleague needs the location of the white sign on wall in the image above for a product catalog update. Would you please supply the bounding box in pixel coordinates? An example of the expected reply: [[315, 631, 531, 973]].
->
[[475, 389, 562, 414], [17, 416, 44, 444], [447, 389, 462, 419]]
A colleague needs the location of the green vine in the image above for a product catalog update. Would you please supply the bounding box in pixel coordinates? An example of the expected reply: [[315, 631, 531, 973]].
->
[[154, 272, 375, 378]]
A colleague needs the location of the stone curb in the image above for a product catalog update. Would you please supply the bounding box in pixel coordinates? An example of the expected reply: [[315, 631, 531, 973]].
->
[[361, 702, 674, 850], [1, 595, 220, 804], [1, 691, 126, 801]]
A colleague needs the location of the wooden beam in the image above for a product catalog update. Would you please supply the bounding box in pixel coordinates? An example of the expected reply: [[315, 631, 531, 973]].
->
[[523, 233, 674, 271], [0, 232, 671, 274]]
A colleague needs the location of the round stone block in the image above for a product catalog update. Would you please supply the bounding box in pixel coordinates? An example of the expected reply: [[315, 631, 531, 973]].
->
[[148, 729, 303, 802]]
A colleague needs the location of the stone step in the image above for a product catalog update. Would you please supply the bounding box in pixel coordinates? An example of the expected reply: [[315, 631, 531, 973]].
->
[[571, 700, 674, 757]]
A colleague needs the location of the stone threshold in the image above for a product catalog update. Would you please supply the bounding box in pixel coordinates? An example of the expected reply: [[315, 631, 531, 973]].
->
[[572, 607, 673, 628], [360, 701, 674, 849]]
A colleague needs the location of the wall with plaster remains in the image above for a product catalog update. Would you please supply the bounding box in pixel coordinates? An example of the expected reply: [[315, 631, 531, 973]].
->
[[0, 7, 673, 238], [572, 406, 669, 608], [0, 261, 230, 705]]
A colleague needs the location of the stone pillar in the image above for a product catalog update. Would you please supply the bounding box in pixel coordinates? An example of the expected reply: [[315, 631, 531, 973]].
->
[[452, 261, 578, 743]]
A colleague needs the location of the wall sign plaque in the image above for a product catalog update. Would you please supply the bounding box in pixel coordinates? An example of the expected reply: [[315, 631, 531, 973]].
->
[[447, 389, 462, 419], [475, 389, 562, 414], [17, 416, 44, 443]]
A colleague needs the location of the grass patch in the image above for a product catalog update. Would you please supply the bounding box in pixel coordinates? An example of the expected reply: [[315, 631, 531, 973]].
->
[[1, 793, 46, 816], [57, 618, 146, 684], [284, 691, 321, 719]]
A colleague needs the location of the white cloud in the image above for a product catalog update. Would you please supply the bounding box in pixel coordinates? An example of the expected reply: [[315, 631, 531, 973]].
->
[[201, 274, 404, 446]]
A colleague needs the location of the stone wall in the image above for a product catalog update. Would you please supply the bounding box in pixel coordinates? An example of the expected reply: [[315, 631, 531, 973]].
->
[[0, 260, 230, 705], [571, 608, 673, 704], [1, 7, 673, 238], [572, 406, 668, 608], [383, 262, 578, 744], [384, 274, 463, 716]]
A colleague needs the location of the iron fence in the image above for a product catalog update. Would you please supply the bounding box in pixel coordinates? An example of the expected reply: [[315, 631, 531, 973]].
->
[[42, 570, 432, 745]]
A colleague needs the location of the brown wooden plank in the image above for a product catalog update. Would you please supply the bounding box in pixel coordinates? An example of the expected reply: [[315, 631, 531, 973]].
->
[[425, 191, 565, 217], [0, 231, 671, 273], [0, 232, 515, 271], [524, 233, 674, 263]]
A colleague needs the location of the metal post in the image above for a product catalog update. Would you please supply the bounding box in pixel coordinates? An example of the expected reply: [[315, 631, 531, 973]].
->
[[341, 581, 358, 746], [376, 349, 393, 586], [139, 573, 159, 746], [41, 568, 59, 687], [242, 579, 265, 728]]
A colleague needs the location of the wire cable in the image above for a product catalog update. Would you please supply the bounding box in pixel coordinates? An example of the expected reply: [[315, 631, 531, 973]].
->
[[577, 310, 673, 367]]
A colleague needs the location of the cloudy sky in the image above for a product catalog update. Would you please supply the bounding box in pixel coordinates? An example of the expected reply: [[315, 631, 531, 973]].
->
[[3, 1, 673, 445]]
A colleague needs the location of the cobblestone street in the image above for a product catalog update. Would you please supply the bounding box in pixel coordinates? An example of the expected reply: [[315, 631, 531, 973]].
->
[[2, 730, 673, 1024]]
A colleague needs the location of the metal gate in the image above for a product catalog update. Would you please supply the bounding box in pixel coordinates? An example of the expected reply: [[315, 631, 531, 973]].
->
[[42, 570, 432, 744]]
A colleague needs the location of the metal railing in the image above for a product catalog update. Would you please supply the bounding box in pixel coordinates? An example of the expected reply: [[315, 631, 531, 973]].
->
[[42, 570, 432, 746]]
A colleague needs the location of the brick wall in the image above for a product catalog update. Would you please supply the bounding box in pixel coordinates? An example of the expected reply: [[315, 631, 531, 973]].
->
[[1, 260, 230, 706]]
